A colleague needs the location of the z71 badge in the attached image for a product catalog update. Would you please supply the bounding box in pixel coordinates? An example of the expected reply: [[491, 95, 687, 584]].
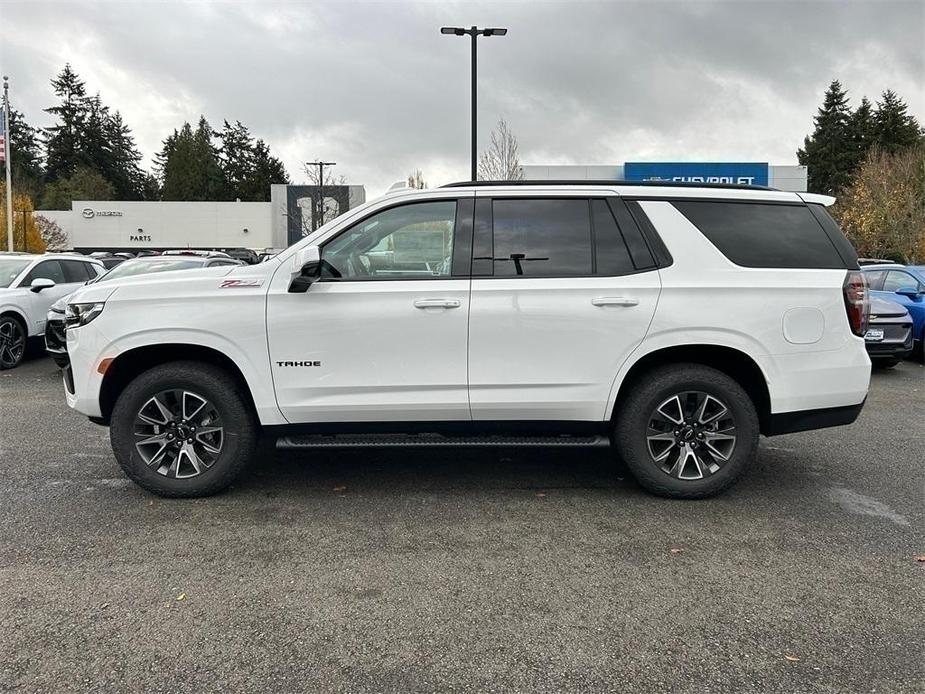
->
[[220, 279, 264, 288]]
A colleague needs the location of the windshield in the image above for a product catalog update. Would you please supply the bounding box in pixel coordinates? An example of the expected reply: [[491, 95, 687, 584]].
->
[[0, 258, 32, 288], [95, 258, 204, 282]]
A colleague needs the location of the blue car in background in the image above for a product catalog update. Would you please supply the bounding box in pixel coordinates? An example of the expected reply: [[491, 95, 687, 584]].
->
[[861, 263, 925, 359]]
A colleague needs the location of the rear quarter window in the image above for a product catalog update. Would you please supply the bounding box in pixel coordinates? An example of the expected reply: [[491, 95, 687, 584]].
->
[[672, 201, 848, 269]]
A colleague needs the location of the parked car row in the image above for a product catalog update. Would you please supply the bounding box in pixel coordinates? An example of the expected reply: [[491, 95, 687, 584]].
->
[[0, 250, 244, 370], [860, 263, 925, 361]]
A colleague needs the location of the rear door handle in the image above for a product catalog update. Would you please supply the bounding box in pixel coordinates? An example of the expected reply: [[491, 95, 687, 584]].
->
[[591, 297, 639, 307], [414, 299, 461, 309]]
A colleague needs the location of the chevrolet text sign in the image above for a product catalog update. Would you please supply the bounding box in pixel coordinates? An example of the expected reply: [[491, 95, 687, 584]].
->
[[624, 162, 769, 187]]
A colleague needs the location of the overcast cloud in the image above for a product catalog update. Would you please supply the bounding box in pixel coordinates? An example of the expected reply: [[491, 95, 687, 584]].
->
[[0, 0, 922, 196]]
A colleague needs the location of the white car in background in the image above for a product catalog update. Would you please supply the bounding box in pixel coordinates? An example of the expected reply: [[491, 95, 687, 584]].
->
[[0, 253, 105, 369]]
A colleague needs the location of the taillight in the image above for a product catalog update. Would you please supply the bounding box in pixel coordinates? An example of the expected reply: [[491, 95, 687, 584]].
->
[[843, 270, 869, 337]]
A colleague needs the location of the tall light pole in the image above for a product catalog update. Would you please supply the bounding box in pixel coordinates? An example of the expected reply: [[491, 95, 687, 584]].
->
[[306, 160, 335, 231], [440, 26, 508, 182], [2, 76, 12, 252]]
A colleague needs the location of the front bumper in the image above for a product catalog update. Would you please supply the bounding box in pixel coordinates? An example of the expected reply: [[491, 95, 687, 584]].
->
[[63, 322, 108, 419], [44, 313, 70, 368], [864, 320, 914, 360]]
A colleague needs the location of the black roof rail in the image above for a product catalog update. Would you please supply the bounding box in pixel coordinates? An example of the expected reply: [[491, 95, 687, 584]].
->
[[440, 179, 779, 191]]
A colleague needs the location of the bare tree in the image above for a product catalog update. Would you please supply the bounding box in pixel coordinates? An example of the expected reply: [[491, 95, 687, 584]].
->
[[34, 215, 69, 250], [478, 118, 524, 181], [407, 169, 427, 189], [301, 161, 347, 233]]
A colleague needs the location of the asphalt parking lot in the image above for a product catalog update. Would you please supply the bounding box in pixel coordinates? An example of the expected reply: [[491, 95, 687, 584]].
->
[[1, 353, 922, 693]]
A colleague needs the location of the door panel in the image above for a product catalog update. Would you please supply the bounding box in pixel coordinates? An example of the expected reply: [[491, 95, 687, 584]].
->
[[467, 194, 660, 421], [267, 280, 470, 422], [468, 274, 659, 420], [266, 195, 474, 424]]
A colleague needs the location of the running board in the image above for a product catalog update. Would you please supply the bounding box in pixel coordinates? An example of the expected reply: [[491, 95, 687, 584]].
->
[[276, 433, 611, 449]]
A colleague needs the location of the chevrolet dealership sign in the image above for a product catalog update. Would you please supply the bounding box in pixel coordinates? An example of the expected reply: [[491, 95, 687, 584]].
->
[[624, 162, 769, 187]]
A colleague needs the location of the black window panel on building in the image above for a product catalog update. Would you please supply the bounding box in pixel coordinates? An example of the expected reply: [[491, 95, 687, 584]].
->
[[672, 201, 847, 269], [591, 199, 636, 275], [491, 199, 592, 277]]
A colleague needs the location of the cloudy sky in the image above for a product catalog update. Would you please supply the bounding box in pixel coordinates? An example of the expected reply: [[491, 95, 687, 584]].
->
[[0, 0, 922, 196]]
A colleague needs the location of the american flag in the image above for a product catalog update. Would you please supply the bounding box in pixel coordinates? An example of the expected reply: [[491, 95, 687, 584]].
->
[[0, 108, 6, 164]]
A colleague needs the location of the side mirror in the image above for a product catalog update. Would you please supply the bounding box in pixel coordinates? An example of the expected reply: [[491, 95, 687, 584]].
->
[[288, 246, 321, 293], [30, 278, 55, 293], [895, 286, 923, 300]]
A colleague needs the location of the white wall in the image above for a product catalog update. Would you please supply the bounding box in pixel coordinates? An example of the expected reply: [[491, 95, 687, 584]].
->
[[768, 165, 808, 192], [70, 200, 272, 251]]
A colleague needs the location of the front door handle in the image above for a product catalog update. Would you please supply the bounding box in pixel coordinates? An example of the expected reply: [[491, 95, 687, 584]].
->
[[591, 297, 639, 307], [414, 299, 461, 309]]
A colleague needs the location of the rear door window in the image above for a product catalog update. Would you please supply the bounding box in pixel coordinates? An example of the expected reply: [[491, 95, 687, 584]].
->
[[672, 201, 847, 269], [491, 198, 592, 277], [591, 199, 635, 275], [61, 260, 93, 283]]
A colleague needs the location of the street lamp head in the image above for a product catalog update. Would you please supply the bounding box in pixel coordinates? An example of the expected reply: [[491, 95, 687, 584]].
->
[[441, 26, 466, 36], [482, 28, 508, 36]]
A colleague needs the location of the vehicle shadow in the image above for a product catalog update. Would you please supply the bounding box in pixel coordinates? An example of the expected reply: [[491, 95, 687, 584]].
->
[[239, 445, 631, 497]]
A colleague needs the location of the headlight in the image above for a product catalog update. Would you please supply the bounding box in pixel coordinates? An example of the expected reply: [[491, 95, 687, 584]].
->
[[65, 302, 105, 328], [49, 296, 69, 315]]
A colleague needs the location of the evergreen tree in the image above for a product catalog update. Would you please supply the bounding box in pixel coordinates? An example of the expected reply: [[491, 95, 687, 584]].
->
[[192, 116, 228, 200], [797, 80, 855, 195], [39, 166, 115, 210], [141, 173, 161, 201], [849, 97, 876, 167], [43, 64, 88, 183], [244, 139, 289, 201], [105, 111, 145, 199], [873, 90, 923, 153], [80, 94, 115, 183], [7, 108, 44, 199], [158, 118, 227, 201], [218, 120, 255, 199]]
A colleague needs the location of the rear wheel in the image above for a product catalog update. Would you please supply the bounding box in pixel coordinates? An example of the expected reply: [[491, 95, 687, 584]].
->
[[110, 361, 257, 497], [872, 358, 900, 369], [614, 364, 759, 499], [0, 315, 26, 370]]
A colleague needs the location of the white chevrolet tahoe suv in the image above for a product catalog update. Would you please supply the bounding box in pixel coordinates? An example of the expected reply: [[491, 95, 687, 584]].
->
[[59, 182, 871, 499]]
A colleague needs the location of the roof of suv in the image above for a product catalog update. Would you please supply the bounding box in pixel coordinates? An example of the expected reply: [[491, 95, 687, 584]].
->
[[442, 180, 777, 191], [425, 181, 835, 207]]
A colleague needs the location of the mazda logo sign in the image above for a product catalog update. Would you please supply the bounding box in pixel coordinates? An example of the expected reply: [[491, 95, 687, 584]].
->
[[80, 208, 123, 219]]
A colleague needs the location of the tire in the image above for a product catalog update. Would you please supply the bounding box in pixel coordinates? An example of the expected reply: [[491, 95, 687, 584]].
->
[[0, 315, 27, 370], [110, 361, 258, 497], [614, 363, 759, 499], [872, 359, 899, 369]]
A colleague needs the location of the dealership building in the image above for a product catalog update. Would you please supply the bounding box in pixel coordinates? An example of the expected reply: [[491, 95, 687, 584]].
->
[[37, 184, 366, 253], [521, 162, 807, 191]]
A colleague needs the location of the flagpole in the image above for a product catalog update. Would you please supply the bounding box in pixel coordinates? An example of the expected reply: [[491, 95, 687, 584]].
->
[[2, 76, 12, 253]]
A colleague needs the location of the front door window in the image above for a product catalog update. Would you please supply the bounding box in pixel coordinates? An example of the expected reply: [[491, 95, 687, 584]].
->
[[321, 201, 457, 279]]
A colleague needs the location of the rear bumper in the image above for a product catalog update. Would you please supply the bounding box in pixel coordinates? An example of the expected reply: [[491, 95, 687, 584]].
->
[[764, 399, 866, 436]]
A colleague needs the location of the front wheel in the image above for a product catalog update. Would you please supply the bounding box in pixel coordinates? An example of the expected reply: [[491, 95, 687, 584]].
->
[[110, 361, 258, 497], [0, 316, 27, 370], [614, 364, 759, 499]]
